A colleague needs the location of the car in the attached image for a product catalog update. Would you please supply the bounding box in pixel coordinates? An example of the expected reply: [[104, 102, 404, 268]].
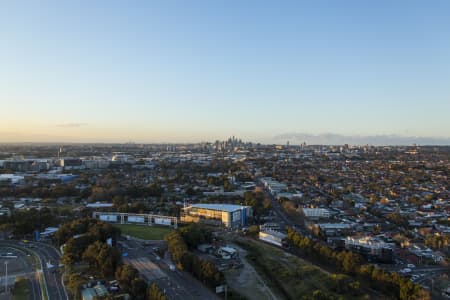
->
[[407, 264, 416, 268], [401, 268, 412, 273], [169, 264, 176, 271]]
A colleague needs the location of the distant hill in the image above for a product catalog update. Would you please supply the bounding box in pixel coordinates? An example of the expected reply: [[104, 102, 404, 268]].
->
[[272, 133, 450, 146]]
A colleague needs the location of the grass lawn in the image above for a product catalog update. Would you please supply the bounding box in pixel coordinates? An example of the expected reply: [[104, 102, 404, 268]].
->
[[113, 224, 172, 240], [12, 278, 29, 300]]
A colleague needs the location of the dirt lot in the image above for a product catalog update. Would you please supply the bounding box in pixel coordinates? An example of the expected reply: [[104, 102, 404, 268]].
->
[[224, 244, 282, 300]]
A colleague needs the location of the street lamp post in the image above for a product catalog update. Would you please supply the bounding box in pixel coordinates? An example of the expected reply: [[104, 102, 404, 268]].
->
[[4, 261, 8, 293]]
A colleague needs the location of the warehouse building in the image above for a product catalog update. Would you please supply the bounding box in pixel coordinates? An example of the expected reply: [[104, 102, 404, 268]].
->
[[301, 208, 332, 220], [259, 230, 287, 247], [180, 203, 252, 228]]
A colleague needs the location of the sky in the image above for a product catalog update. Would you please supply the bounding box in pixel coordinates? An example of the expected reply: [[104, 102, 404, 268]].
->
[[0, 1, 449, 144]]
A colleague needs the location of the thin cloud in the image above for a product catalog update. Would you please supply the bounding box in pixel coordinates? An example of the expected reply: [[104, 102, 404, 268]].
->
[[56, 123, 88, 128]]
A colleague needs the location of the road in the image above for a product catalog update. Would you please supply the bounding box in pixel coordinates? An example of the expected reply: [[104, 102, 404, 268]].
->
[[120, 239, 220, 300], [262, 185, 307, 235], [30, 242, 68, 300], [0, 243, 42, 300], [409, 267, 449, 286], [262, 183, 450, 293], [0, 250, 41, 300], [0, 240, 68, 300]]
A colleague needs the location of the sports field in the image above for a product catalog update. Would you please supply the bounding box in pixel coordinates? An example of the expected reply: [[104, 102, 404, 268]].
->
[[113, 224, 172, 240]]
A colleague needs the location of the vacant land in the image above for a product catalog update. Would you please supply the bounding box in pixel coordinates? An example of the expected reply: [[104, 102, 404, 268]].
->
[[113, 224, 171, 240], [234, 237, 369, 300], [225, 244, 282, 300], [12, 277, 29, 300]]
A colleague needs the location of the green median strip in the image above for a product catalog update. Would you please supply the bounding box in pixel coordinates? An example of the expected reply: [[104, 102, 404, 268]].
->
[[12, 277, 30, 300]]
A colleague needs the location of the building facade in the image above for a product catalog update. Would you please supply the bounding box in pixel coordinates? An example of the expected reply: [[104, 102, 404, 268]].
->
[[180, 204, 252, 228], [345, 236, 393, 263]]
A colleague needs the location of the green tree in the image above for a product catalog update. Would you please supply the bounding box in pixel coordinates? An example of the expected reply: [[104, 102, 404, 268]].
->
[[115, 264, 139, 292], [147, 282, 168, 300], [82, 241, 120, 277], [130, 278, 148, 300], [67, 273, 86, 300]]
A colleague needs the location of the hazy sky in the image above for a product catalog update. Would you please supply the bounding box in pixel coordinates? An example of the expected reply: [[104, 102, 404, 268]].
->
[[1, 1, 449, 143]]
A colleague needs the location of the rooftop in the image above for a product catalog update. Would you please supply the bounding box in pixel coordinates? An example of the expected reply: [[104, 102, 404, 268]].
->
[[189, 203, 248, 212], [260, 229, 287, 239]]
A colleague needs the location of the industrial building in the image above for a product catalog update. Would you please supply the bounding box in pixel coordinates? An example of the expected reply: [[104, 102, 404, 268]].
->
[[259, 230, 287, 247], [59, 158, 83, 169], [260, 177, 288, 195], [111, 153, 135, 163], [0, 174, 25, 185], [2, 160, 34, 172], [82, 158, 110, 169], [260, 222, 281, 231], [180, 203, 252, 228], [301, 208, 332, 220], [35, 173, 79, 183]]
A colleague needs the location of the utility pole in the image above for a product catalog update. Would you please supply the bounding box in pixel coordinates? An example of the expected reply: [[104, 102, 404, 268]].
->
[[431, 278, 434, 296], [4, 261, 8, 293]]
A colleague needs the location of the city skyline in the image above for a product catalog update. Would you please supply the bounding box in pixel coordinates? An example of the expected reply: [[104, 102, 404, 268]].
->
[[1, 1, 450, 144]]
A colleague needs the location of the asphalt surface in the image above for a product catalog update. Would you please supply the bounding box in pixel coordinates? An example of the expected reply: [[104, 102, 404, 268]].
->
[[0, 240, 68, 300], [120, 239, 220, 300], [30, 242, 68, 300], [0, 243, 42, 300]]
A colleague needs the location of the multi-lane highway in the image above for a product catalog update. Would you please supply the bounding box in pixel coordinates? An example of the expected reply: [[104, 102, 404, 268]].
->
[[0, 240, 68, 300], [31, 242, 68, 300], [120, 239, 220, 300], [0, 245, 41, 300]]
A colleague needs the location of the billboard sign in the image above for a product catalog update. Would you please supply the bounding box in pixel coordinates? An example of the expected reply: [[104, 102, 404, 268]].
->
[[154, 218, 171, 226], [128, 216, 145, 223], [99, 214, 118, 222]]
